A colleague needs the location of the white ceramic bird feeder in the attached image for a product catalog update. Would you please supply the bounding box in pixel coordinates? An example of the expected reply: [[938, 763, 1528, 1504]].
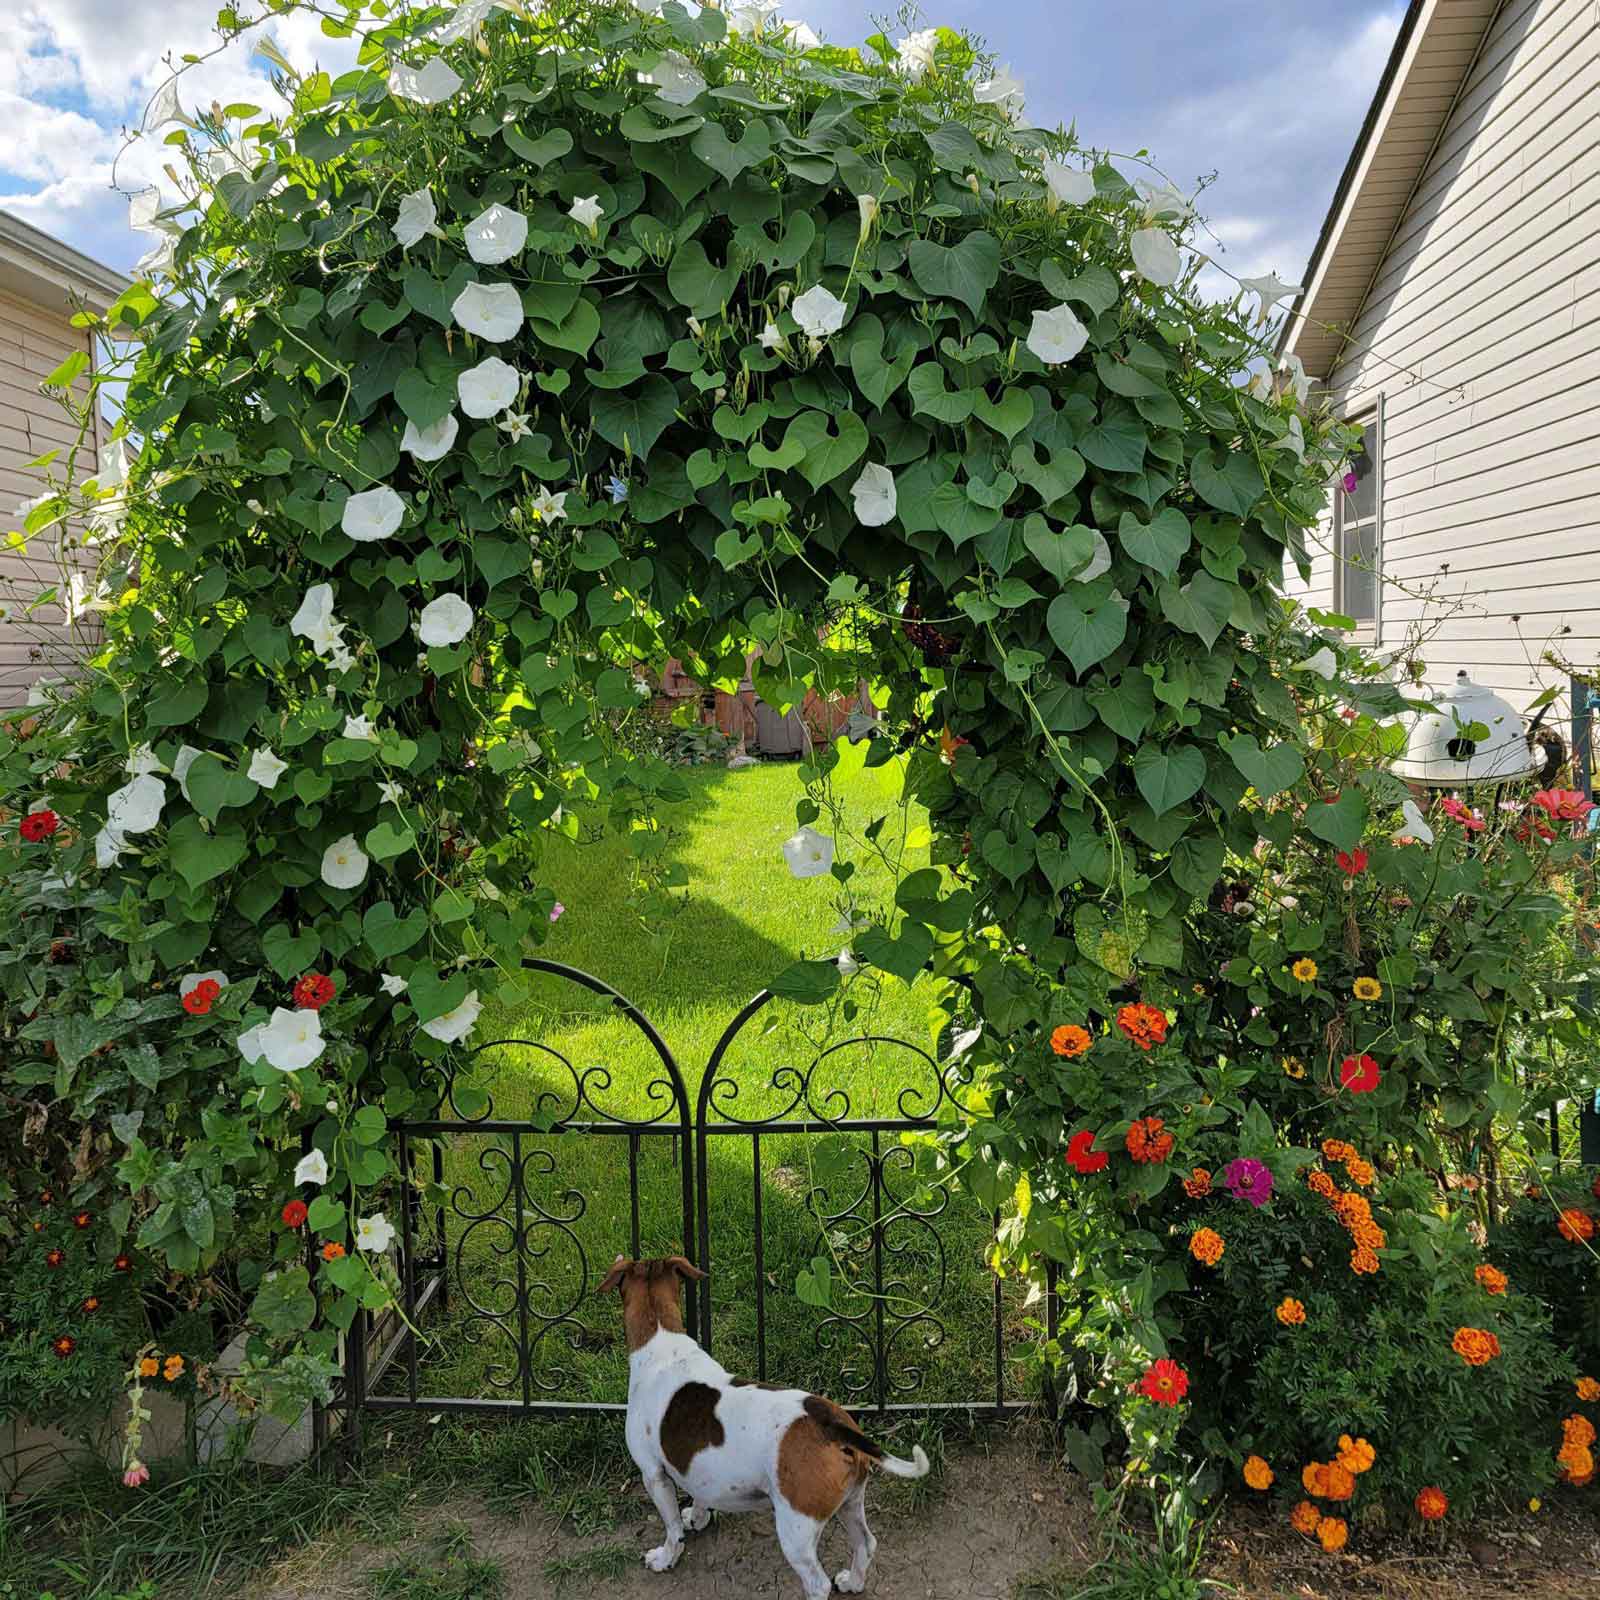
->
[[1390, 671, 1538, 787]]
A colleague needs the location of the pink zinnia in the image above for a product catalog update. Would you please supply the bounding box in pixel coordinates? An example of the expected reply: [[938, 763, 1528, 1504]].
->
[[1533, 788, 1594, 823], [1223, 1157, 1274, 1208], [549, 902, 565, 923], [1439, 795, 1486, 833]]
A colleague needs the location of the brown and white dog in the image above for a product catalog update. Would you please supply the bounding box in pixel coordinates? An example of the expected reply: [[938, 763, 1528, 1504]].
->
[[600, 1254, 929, 1597]]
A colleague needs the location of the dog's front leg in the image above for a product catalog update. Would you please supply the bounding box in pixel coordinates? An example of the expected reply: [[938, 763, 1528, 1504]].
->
[[642, 1469, 686, 1572]]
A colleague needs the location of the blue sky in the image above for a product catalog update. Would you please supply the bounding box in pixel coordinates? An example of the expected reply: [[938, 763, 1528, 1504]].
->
[[1, 1, 1405, 289]]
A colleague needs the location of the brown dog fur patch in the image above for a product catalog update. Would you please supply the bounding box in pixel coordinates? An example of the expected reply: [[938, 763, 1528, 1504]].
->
[[661, 1380, 725, 1474], [777, 1398, 873, 1520], [599, 1256, 703, 1352]]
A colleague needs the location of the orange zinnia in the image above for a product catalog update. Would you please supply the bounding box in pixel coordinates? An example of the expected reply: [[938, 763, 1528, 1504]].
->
[[1115, 1002, 1169, 1051], [1050, 1024, 1092, 1059], [1243, 1455, 1273, 1491], [1125, 1117, 1174, 1164], [1414, 1486, 1448, 1521], [1275, 1297, 1306, 1327], [1190, 1227, 1224, 1267], [1558, 1208, 1596, 1243], [1290, 1500, 1321, 1536], [1475, 1264, 1508, 1295], [1337, 1435, 1375, 1475], [1182, 1167, 1212, 1198], [1316, 1516, 1348, 1552]]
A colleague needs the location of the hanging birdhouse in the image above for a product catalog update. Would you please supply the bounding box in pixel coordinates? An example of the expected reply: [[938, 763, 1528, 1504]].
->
[[1390, 671, 1538, 788]]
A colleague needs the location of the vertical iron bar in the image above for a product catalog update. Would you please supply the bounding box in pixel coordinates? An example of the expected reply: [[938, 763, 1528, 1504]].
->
[[510, 1130, 532, 1409], [1551, 1104, 1562, 1166], [1044, 1260, 1060, 1421], [871, 1130, 885, 1414], [344, 1308, 367, 1473], [628, 1133, 642, 1259], [432, 1136, 448, 1312], [992, 1210, 1004, 1416], [399, 1128, 418, 1405], [752, 1131, 766, 1381]]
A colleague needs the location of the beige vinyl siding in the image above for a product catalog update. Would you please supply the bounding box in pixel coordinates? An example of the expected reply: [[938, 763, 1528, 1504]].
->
[[0, 288, 103, 707], [1291, 0, 1600, 709]]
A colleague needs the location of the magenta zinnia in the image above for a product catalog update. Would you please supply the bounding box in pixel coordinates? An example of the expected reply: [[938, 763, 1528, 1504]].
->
[[1223, 1157, 1273, 1208]]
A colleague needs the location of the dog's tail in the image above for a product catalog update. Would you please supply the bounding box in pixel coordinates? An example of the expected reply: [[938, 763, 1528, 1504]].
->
[[876, 1444, 931, 1479], [808, 1399, 931, 1478]]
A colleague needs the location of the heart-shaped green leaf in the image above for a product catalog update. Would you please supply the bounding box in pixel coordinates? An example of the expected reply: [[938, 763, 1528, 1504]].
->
[[907, 231, 1001, 316], [261, 922, 321, 980], [1133, 744, 1206, 816], [1158, 571, 1234, 649], [1046, 585, 1129, 675], [1220, 732, 1305, 797], [1117, 507, 1190, 576], [365, 821, 416, 861]]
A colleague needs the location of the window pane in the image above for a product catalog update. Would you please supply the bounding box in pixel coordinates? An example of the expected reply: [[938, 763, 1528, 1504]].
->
[[1345, 427, 1378, 523], [1342, 519, 1376, 623]]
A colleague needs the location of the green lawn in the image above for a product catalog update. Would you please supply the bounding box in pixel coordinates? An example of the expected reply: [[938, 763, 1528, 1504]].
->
[[378, 750, 1047, 1417]]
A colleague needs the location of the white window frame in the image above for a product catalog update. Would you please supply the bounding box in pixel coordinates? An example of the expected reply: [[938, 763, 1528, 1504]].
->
[[1334, 395, 1383, 643]]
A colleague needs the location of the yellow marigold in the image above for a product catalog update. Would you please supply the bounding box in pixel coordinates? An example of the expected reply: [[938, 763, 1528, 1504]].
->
[[1337, 1435, 1375, 1475], [1350, 1245, 1380, 1275], [1301, 1461, 1330, 1497], [1190, 1227, 1225, 1267], [1291, 958, 1318, 982], [1290, 1500, 1322, 1536], [1564, 1414, 1597, 1449], [1306, 1169, 1337, 1199], [1316, 1516, 1348, 1553], [1243, 1455, 1274, 1491], [1577, 1377, 1600, 1402], [1321, 1139, 1353, 1164], [1452, 1327, 1501, 1366], [1475, 1263, 1508, 1295], [1352, 976, 1383, 1001], [1345, 1157, 1375, 1187], [1275, 1297, 1307, 1327]]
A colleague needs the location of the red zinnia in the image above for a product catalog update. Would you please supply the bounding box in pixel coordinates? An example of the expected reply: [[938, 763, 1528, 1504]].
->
[[20, 809, 60, 842], [292, 972, 336, 1011], [183, 978, 222, 1016], [1066, 1130, 1109, 1175], [281, 1199, 309, 1229], [1339, 1054, 1380, 1094], [1137, 1358, 1189, 1406], [1335, 848, 1368, 877]]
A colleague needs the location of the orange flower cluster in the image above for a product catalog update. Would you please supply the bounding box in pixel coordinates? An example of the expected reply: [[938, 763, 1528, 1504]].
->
[[1182, 1167, 1212, 1198], [1306, 1169, 1337, 1199], [1337, 1436, 1375, 1476], [1559, 1415, 1596, 1486], [1275, 1297, 1306, 1327], [1116, 1002, 1169, 1051], [1243, 1455, 1273, 1491], [1414, 1486, 1449, 1522], [137, 1352, 186, 1383], [1322, 1181, 1387, 1273], [1289, 1500, 1321, 1535], [1126, 1117, 1174, 1164], [1474, 1264, 1508, 1295], [1050, 1024, 1092, 1059], [1321, 1139, 1355, 1163], [1558, 1208, 1596, 1243], [1190, 1227, 1225, 1267], [1452, 1327, 1502, 1367], [1316, 1517, 1348, 1553], [1577, 1377, 1600, 1402], [1345, 1157, 1375, 1187], [1302, 1460, 1356, 1501]]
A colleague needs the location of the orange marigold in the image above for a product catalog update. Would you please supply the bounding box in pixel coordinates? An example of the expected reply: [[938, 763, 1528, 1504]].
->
[[1345, 1157, 1375, 1187], [1558, 1208, 1596, 1243], [1337, 1435, 1375, 1475], [1350, 1246, 1380, 1276], [138, 1356, 159, 1379], [1301, 1461, 1330, 1497], [1190, 1227, 1225, 1267], [1321, 1462, 1356, 1502], [1321, 1139, 1354, 1164], [1559, 1443, 1595, 1484], [1290, 1500, 1322, 1536], [1243, 1455, 1274, 1491], [1414, 1486, 1449, 1522], [1182, 1167, 1213, 1198], [1332, 1190, 1372, 1226], [1350, 1220, 1388, 1252], [1125, 1117, 1174, 1164], [1306, 1169, 1337, 1199], [1316, 1516, 1348, 1553], [1275, 1297, 1307, 1327], [1475, 1264, 1509, 1296], [1452, 1327, 1501, 1366], [1577, 1377, 1600, 1402], [1115, 1002, 1170, 1051], [1050, 1024, 1092, 1059], [1563, 1414, 1597, 1449]]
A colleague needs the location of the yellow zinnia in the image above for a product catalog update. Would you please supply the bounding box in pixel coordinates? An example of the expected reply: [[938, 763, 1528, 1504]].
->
[[1352, 976, 1382, 1001], [1291, 957, 1318, 982]]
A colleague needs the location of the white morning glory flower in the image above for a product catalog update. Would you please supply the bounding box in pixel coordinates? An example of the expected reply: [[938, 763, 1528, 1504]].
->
[[1043, 159, 1095, 207], [129, 187, 180, 239], [251, 1007, 325, 1073], [94, 827, 126, 868], [458, 357, 521, 418], [1278, 352, 1311, 407], [837, 949, 860, 977], [321, 834, 370, 891], [392, 187, 443, 249], [568, 195, 604, 232], [851, 463, 897, 527], [895, 27, 940, 81], [1239, 271, 1304, 326], [1293, 646, 1337, 679], [179, 969, 229, 998], [342, 485, 406, 542], [107, 774, 166, 835], [356, 1212, 397, 1253], [171, 745, 203, 803], [451, 281, 523, 342], [421, 989, 483, 1044], [974, 65, 1025, 124], [1130, 227, 1181, 287], [343, 714, 378, 742], [464, 203, 528, 265], [1272, 414, 1306, 460], [419, 593, 475, 648], [1137, 180, 1195, 221], [379, 781, 404, 804], [431, 0, 501, 46], [727, 0, 779, 31], [1027, 304, 1089, 366], [401, 412, 460, 462], [759, 320, 785, 351], [380, 973, 408, 996], [127, 745, 166, 778], [293, 1148, 330, 1186], [1075, 529, 1113, 583], [291, 583, 341, 655], [497, 410, 531, 443], [640, 51, 706, 106], [782, 826, 835, 879], [791, 285, 848, 338], [782, 18, 820, 48], [143, 77, 188, 132], [530, 487, 568, 522], [856, 193, 880, 238], [1398, 798, 1435, 846], [388, 56, 463, 106]]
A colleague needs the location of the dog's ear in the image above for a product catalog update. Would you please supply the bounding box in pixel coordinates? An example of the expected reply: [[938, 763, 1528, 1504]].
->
[[664, 1255, 707, 1282], [597, 1255, 632, 1294]]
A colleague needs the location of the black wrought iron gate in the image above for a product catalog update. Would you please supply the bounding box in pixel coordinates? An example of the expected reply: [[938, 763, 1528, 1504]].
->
[[320, 960, 1057, 1451]]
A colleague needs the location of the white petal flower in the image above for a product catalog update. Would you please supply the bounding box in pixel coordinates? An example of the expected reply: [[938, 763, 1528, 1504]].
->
[[782, 826, 835, 879], [1137, 180, 1195, 221], [568, 195, 604, 232], [1027, 304, 1089, 366], [254, 1006, 325, 1073], [529, 488, 568, 523], [321, 833, 370, 891], [837, 948, 860, 977], [1074, 529, 1113, 584], [1239, 271, 1304, 326], [171, 745, 203, 804], [895, 27, 940, 81], [759, 320, 785, 351], [1043, 159, 1096, 207], [497, 410, 531, 442], [421, 989, 483, 1044], [129, 188, 179, 239], [293, 1148, 330, 1186], [1293, 646, 1337, 680], [1248, 368, 1273, 402], [94, 826, 126, 868], [451, 281, 523, 342], [1398, 798, 1435, 846], [640, 51, 706, 106], [126, 744, 165, 778], [1278, 352, 1311, 408], [974, 65, 1025, 124], [419, 593, 475, 648], [1131, 227, 1181, 287], [1271, 414, 1306, 460], [431, 0, 500, 45], [291, 583, 340, 655], [781, 18, 820, 47], [343, 714, 378, 741], [388, 56, 463, 106], [107, 774, 166, 835], [392, 187, 442, 249], [727, 0, 779, 31], [236, 1022, 267, 1066], [379, 781, 404, 804], [851, 463, 897, 527], [356, 1212, 397, 1253], [458, 357, 521, 418], [179, 970, 229, 998], [342, 485, 405, 543], [791, 284, 848, 338], [464, 203, 528, 265], [401, 412, 460, 462], [144, 78, 187, 132], [856, 193, 880, 238], [380, 973, 408, 996]]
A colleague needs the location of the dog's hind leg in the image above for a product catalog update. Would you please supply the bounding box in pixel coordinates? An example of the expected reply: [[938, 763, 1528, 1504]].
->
[[684, 1500, 713, 1532], [642, 1469, 685, 1572], [774, 1505, 832, 1600], [833, 1481, 876, 1593]]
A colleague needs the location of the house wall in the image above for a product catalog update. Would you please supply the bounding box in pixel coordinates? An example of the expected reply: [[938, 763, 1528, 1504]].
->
[[1288, 0, 1600, 711], [0, 286, 104, 708]]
